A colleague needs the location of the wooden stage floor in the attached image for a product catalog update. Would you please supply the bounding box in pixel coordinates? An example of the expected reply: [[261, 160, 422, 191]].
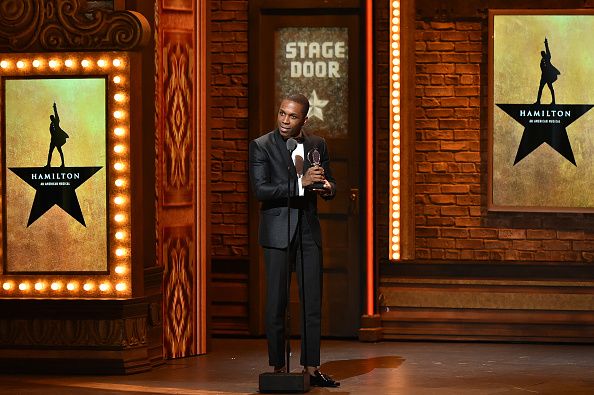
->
[[1, 338, 594, 394]]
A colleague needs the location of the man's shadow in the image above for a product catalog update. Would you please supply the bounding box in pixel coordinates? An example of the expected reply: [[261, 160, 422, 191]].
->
[[319, 355, 405, 381]]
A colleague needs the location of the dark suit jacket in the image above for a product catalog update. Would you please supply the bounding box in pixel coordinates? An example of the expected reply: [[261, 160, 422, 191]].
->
[[249, 129, 336, 249]]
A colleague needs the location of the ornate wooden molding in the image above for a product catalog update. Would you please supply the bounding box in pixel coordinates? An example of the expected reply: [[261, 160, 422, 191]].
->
[[0, 0, 150, 52], [0, 317, 147, 347]]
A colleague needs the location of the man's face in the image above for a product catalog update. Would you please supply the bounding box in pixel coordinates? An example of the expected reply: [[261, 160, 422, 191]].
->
[[277, 99, 308, 139]]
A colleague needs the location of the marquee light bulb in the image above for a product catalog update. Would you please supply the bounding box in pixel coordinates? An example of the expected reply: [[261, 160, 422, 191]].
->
[[115, 178, 125, 187], [19, 283, 29, 291], [0, 60, 9, 68], [51, 282, 62, 291], [115, 248, 126, 257], [83, 283, 94, 291], [99, 283, 110, 292], [114, 127, 125, 136], [114, 213, 125, 222], [113, 75, 122, 84], [16, 60, 25, 69], [115, 283, 127, 292], [114, 145, 125, 153], [2, 282, 12, 290], [113, 110, 124, 119], [34, 282, 44, 291], [115, 266, 125, 274], [67, 282, 76, 291], [81, 59, 90, 68], [32, 59, 41, 68], [97, 59, 107, 68], [49, 59, 58, 69], [113, 58, 122, 67], [114, 196, 125, 205], [114, 93, 124, 102], [65, 59, 74, 68], [114, 162, 124, 171], [115, 231, 125, 240]]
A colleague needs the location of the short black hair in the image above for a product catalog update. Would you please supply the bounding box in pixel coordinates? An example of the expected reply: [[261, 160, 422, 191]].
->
[[284, 93, 310, 117]]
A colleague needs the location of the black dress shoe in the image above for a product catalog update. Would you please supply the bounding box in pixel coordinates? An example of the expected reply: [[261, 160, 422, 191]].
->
[[309, 370, 340, 387]]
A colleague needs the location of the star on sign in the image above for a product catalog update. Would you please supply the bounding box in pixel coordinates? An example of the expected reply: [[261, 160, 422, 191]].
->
[[307, 90, 329, 121]]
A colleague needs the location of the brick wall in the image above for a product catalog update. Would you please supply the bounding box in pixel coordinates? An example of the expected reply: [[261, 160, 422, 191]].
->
[[209, 0, 249, 257], [414, 19, 594, 262]]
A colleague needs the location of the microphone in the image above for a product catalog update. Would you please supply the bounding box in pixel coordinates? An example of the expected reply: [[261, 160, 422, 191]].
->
[[286, 138, 298, 152]]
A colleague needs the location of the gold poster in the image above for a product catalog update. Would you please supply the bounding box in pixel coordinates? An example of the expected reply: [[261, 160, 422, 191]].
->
[[3, 77, 107, 272], [490, 12, 594, 211]]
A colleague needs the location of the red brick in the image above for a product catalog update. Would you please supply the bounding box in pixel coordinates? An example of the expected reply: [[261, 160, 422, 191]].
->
[[442, 228, 469, 238], [440, 119, 469, 129], [442, 53, 469, 63], [426, 42, 455, 51], [441, 206, 469, 216], [441, 31, 468, 41], [429, 195, 456, 204], [498, 229, 526, 239]]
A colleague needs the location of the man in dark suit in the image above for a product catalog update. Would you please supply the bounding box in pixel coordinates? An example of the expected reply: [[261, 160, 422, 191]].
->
[[249, 93, 339, 387]]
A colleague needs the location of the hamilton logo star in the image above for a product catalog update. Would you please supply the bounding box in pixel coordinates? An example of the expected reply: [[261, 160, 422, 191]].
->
[[307, 90, 329, 121], [9, 166, 102, 227], [497, 104, 594, 165]]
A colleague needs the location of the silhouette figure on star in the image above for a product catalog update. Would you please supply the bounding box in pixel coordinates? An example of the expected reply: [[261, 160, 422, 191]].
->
[[46, 102, 69, 167], [535, 37, 561, 105]]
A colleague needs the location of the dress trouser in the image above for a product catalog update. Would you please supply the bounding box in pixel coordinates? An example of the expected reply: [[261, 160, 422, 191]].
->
[[264, 210, 322, 367]]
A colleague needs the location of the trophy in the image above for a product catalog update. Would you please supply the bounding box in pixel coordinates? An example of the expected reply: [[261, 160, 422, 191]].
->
[[306, 147, 326, 191]]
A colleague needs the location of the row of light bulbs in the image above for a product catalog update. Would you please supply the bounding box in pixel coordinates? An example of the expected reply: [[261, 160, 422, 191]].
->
[[0, 53, 132, 297], [2, 278, 127, 292], [109, 54, 132, 294], [0, 58, 124, 70], [390, 1, 401, 260]]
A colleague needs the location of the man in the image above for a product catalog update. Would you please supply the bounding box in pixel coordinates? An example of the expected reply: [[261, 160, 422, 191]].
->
[[249, 93, 339, 387], [46, 102, 69, 167], [535, 37, 560, 105]]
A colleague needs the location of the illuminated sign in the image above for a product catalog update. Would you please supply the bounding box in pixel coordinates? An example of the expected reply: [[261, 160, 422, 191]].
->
[[0, 52, 132, 298]]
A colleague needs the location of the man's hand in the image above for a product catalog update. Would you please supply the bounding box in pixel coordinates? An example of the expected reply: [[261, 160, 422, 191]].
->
[[302, 166, 325, 188]]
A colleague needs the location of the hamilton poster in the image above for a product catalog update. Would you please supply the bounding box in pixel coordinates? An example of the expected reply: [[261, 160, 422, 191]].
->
[[490, 12, 594, 211], [3, 77, 107, 272]]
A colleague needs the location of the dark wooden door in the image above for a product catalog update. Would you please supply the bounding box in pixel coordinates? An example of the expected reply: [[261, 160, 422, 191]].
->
[[249, 2, 363, 337]]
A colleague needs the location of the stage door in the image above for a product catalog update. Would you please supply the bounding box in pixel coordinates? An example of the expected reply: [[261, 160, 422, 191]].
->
[[249, 1, 363, 337]]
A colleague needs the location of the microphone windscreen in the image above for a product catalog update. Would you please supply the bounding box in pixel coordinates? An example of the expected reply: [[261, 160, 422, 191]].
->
[[286, 137, 298, 152]]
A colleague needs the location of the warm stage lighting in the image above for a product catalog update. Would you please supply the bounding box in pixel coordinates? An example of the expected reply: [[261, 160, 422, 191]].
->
[[389, 0, 402, 260], [16, 60, 25, 69]]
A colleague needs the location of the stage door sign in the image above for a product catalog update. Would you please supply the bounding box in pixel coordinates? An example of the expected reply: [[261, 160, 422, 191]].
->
[[275, 27, 349, 138], [4, 77, 107, 272]]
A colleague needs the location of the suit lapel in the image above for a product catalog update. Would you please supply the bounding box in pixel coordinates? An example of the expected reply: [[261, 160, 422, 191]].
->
[[273, 129, 297, 177]]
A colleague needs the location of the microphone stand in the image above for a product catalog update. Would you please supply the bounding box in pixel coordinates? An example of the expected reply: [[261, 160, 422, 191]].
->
[[259, 137, 309, 393]]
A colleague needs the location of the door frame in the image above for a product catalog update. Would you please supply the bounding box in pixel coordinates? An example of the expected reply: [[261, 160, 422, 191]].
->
[[248, 0, 365, 335]]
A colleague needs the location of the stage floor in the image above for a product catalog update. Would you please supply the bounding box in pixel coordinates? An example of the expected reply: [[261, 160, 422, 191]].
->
[[1, 338, 594, 394]]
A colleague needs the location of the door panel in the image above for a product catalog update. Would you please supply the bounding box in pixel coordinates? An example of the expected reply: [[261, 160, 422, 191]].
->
[[250, 5, 362, 337]]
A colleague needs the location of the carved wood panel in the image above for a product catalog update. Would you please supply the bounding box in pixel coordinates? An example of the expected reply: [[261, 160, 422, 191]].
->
[[156, 0, 207, 359], [162, 225, 195, 358], [161, 30, 194, 207]]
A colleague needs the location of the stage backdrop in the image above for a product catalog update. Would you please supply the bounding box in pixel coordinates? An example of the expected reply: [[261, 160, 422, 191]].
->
[[490, 11, 594, 212]]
